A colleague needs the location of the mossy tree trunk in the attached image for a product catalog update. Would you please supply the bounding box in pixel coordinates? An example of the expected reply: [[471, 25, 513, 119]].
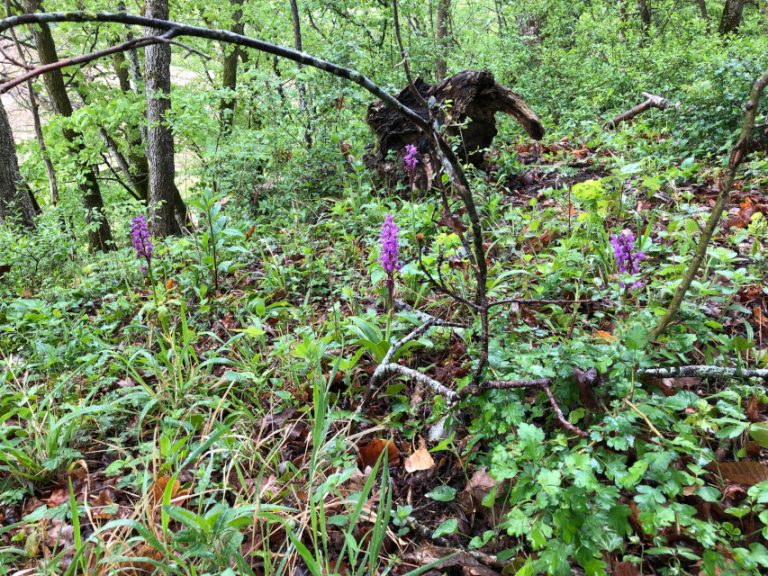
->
[[25, 0, 114, 251], [220, 0, 244, 132], [0, 100, 37, 228], [719, 0, 745, 34], [144, 0, 184, 236]]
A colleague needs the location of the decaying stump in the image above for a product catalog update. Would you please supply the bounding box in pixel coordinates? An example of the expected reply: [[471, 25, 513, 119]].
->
[[364, 70, 544, 188]]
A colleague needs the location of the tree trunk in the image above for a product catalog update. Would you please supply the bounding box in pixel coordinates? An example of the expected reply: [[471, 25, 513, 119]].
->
[[110, 55, 149, 200], [144, 0, 184, 236], [436, 0, 450, 81], [26, 0, 113, 251], [220, 0, 244, 132], [719, 0, 745, 34], [638, 0, 652, 31], [0, 100, 37, 228], [696, 0, 709, 20], [289, 0, 312, 148]]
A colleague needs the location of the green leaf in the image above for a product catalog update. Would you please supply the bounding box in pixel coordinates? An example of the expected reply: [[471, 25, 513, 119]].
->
[[696, 486, 721, 503], [426, 486, 457, 502], [749, 422, 768, 448], [432, 518, 458, 539]]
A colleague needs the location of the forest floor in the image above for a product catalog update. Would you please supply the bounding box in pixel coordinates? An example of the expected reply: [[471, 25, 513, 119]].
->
[[2, 132, 768, 576]]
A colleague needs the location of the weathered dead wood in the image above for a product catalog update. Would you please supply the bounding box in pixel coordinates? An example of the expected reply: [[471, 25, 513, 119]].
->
[[365, 70, 544, 187], [638, 365, 768, 380], [605, 92, 679, 129]]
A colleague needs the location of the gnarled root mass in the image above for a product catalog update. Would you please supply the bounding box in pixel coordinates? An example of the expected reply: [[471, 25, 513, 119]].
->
[[364, 70, 544, 188]]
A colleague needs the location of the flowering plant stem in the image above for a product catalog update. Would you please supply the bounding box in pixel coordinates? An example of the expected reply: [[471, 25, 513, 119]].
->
[[146, 260, 158, 307]]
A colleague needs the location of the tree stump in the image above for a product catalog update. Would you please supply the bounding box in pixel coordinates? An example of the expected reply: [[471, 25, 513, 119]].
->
[[364, 70, 544, 188]]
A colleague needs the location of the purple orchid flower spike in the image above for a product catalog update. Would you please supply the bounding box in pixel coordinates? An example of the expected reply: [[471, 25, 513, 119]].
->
[[380, 213, 400, 309]]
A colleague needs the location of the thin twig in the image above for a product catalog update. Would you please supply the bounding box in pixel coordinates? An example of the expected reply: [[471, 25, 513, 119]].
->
[[0, 31, 177, 94], [624, 398, 664, 438]]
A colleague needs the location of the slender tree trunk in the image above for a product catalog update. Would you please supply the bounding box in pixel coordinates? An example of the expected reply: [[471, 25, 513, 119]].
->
[[27, 80, 58, 205], [638, 0, 652, 31], [109, 55, 149, 200], [696, 0, 709, 20], [112, 50, 132, 92], [220, 0, 244, 132], [25, 0, 113, 250], [696, 0, 711, 33], [0, 100, 37, 228], [144, 0, 183, 236], [5, 0, 58, 205], [289, 0, 312, 148], [436, 0, 450, 81], [719, 0, 745, 34]]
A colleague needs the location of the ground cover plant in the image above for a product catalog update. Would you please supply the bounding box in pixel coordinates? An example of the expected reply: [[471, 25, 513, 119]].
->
[[1, 1, 768, 575]]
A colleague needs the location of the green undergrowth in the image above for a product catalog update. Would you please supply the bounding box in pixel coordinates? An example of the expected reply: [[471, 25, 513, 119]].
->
[[2, 131, 768, 575]]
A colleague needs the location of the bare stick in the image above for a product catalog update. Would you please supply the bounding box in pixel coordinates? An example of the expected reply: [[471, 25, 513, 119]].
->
[[488, 297, 604, 309], [652, 71, 768, 338], [371, 362, 458, 401], [461, 378, 588, 437], [605, 92, 679, 129], [638, 365, 768, 380]]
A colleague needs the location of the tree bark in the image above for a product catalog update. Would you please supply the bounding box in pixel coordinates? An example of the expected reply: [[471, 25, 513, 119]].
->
[[638, 0, 652, 31], [696, 0, 709, 21], [144, 0, 183, 236], [436, 0, 450, 81], [0, 100, 37, 228], [25, 0, 113, 250], [289, 0, 312, 148], [220, 0, 244, 132], [28, 80, 59, 205], [719, 0, 745, 34], [110, 54, 149, 200]]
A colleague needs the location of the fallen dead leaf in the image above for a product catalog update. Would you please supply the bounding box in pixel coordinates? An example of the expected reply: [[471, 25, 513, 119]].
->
[[358, 438, 400, 469], [706, 460, 768, 486], [593, 330, 615, 342], [404, 438, 435, 473], [46, 487, 69, 507], [404, 545, 499, 576]]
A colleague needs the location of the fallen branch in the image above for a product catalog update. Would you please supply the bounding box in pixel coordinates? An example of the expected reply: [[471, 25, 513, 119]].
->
[[488, 297, 605, 309], [638, 365, 768, 380], [652, 70, 768, 338], [403, 521, 505, 570], [605, 92, 679, 129]]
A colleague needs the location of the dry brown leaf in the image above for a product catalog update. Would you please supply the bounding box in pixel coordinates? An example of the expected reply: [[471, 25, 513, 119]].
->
[[46, 487, 69, 507], [706, 460, 768, 486], [404, 438, 435, 473], [91, 489, 116, 520], [572, 367, 599, 410], [746, 395, 762, 423], [613, 561, 640, 576], [149, 475, 190, 510], [358, 438, 400, 469], [405, 545, 499, 576], [593, 330, 615, 342]]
